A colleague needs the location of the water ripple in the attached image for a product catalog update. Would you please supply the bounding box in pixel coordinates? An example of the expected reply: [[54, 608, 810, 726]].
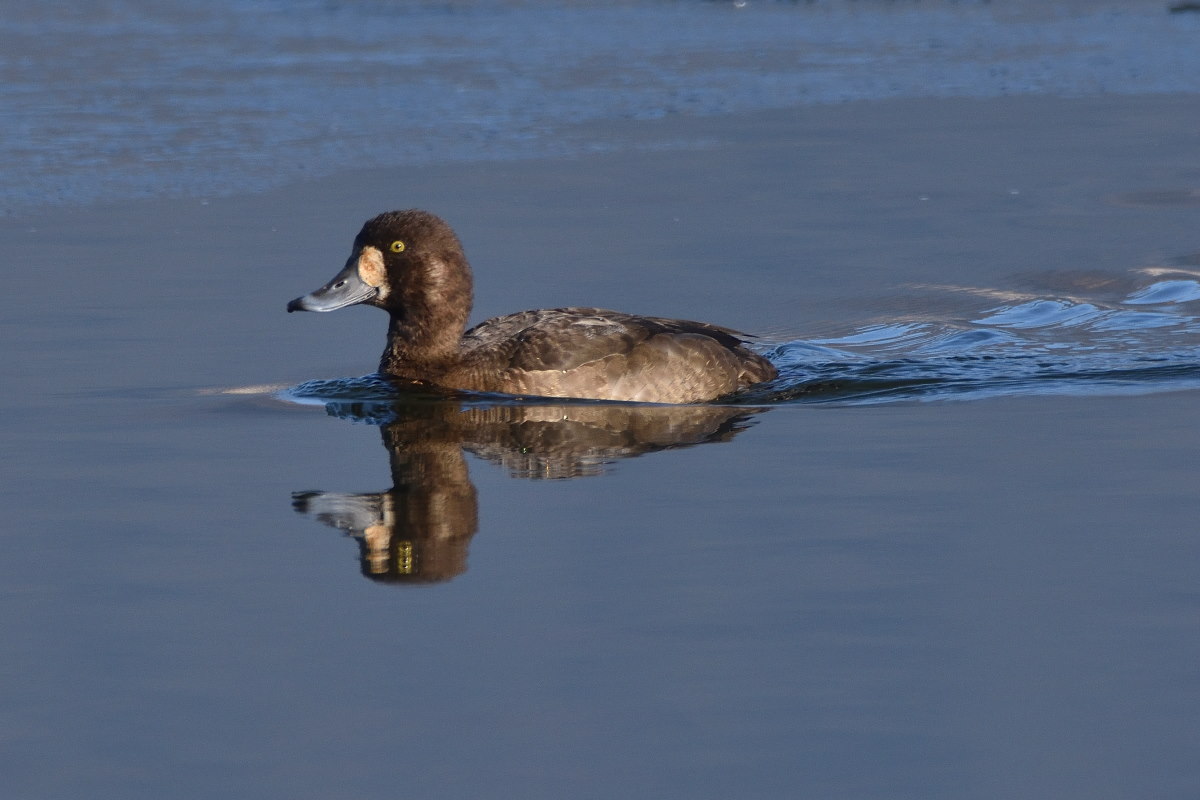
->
[[746, 278, 1200, 405], [5, 1, 1200, 214]]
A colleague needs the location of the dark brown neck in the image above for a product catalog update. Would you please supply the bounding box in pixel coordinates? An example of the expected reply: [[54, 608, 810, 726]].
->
[[378, 312, 465, 378], [375, 251, 474, 379]]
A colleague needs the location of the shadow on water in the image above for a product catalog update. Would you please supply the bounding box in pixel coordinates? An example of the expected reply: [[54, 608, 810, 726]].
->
[[288, 395, 762, 584], [282, 269, 1200, 584]]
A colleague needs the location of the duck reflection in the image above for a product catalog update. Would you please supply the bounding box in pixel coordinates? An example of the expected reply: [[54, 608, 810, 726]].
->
[[292, 399, 764, 584]]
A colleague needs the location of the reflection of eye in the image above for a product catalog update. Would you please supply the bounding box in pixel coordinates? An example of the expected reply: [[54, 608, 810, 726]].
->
[[390, 240, 406, 253]]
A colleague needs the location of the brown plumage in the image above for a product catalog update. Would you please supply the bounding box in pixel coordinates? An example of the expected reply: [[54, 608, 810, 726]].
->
[[287, 210, 777, 403]]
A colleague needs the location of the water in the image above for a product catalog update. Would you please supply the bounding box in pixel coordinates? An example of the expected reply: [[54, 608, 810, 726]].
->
[[762, 274, 1200, 402], [3, 2, 1200, 798], [3, 0, 1200, 213]]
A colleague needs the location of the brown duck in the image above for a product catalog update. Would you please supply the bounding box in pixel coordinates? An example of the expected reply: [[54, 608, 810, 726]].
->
[[287, 210, 777, 403]]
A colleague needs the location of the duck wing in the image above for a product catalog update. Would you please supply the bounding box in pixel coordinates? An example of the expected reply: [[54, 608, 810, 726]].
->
[[457, 308, 775, 403], [462, 307, 749, 371]]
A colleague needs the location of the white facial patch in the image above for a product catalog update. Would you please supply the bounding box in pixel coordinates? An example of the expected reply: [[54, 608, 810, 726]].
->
[[357, 246, 387, 288]]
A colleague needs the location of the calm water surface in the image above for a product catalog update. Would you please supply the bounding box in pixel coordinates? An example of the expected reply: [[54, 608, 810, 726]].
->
[[3, 2, 1200, 798]]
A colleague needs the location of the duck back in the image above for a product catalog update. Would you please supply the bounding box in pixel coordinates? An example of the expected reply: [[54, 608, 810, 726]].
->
[[450, 307, 777, 403]]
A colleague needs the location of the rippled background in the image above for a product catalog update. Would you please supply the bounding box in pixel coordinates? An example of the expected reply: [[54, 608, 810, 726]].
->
[[4, 0, 1200, 212]]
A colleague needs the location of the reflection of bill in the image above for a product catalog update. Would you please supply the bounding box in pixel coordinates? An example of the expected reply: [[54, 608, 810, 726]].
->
[[292, 400, 765, 585]]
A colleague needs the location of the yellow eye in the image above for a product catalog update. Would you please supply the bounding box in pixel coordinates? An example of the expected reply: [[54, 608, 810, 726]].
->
[[389, 240, 406, 253]]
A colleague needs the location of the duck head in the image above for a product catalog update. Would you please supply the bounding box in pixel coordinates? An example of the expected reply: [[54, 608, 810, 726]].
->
[[287, 209, 473, 322]]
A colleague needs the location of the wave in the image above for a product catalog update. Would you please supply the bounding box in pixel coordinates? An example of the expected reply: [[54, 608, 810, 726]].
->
[[743, 276, 1200, 404]]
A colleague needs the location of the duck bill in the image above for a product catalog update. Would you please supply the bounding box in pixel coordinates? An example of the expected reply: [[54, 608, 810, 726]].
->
[[287, 257, 378, 313]]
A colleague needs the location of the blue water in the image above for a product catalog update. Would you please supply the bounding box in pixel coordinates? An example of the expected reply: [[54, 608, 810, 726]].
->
[[4, 0, 1200, 214], [758, 276, 1200, 402], [4, 4, 1200, 799]]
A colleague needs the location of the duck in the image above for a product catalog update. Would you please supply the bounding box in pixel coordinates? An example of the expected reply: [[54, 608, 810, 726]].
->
[[287, 210, 777, 404]]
